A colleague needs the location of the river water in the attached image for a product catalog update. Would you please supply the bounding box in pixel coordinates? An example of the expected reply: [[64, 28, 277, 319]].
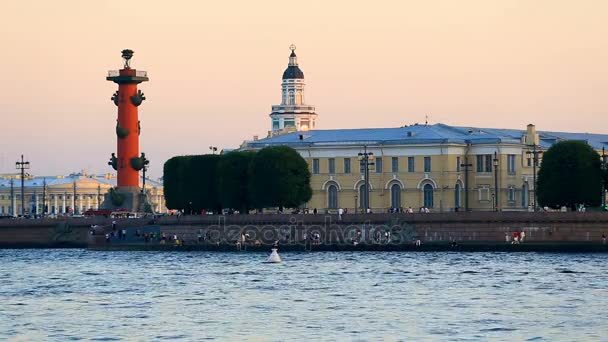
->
[[1, 250, 606, 341]]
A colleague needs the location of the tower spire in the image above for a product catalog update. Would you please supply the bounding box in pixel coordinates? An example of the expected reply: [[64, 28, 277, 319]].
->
[[269, 45, 318, 136]]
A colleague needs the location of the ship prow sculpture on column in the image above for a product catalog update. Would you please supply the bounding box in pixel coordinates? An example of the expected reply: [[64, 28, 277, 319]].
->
[[102, 49, 151, 212]]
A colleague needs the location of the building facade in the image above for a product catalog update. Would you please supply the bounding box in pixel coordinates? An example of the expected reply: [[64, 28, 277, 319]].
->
[[0, 172, 167, 216], [268, 45, 318, 137], [242, 47, 608, 212], [245, 122, 608, 213]]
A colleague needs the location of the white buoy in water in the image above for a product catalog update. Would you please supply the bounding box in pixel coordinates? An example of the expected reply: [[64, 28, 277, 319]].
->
[[266, 248, 282, 263]]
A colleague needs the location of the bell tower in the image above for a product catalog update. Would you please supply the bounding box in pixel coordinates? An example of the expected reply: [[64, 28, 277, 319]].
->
[[269, 45, 318, 136]]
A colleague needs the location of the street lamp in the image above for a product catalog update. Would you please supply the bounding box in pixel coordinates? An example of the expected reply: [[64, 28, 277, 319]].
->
[[493, 151, 499, 212], [42, 178, 47, 217], [526, 145, 542, 211], [601, 147, 606, 208], [460, 156, 472, 212], [15, 155, 30, 217], [209, 146, 218, 155], [358, 146, 375, 213]]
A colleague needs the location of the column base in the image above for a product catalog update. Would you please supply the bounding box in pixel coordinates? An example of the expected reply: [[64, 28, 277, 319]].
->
[[100, 187, 153, 213]]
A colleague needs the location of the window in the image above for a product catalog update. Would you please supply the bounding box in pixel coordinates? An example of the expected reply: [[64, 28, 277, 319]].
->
[[508, 186, 516, 202], [312, 159, 319, 174], [507, 155, 516, 173], [359, 184, 370, 209], [522, 183, 529, 208], [423, 184, 434, 208], [327, 185, 338, 209], [456, 156, 461, 172], [288, 91, 295, 105], [1, 206, 4, 214], [408, 157, 415, 172], [478, 185, 490, 201], [343, 158, 351, 174], [390, 183, 401, 209], [476, 155, 493, 172], [328, 158, 335, 174], [375, 157, 383, 173], [527, 157, 532, 167], [392, 157, 399, 172], [272, 119, 280, 130], [284, 119, 295, 127], [454, 183, 462, 209], [424, 157, 431, 172]]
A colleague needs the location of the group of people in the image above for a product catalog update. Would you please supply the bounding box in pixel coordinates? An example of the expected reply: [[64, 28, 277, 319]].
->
[[506, 230, 526, 244]]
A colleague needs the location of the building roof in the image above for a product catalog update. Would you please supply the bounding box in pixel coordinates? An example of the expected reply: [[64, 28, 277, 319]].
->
[[282, 65, 304, 79], [245, 123, 608, 150], [0, 173, 163, 189]]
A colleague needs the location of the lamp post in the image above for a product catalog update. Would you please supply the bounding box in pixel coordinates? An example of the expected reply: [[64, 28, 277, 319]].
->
[[358, 146, 375, 213], [10, 178, 14, 217], [42, 178, 47, 217], [493, 151, 499, 212], [526, 145, 541, 211], [601, 147, 606, 208], [141, 154, 150, 195], [460, 156, 472, 212], [73, 182, 77, 215], [15, 155, 30, 217], [97, 185, 101, 210], [209, 146, 218, 155]]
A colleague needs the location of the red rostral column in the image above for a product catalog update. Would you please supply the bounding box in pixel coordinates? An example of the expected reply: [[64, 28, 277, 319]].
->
[[107, 49, 148, 188]]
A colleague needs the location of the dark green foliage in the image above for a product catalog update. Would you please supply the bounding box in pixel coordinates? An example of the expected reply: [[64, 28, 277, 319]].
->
[[217, 151, 256, 212], [163, 156, 187, 210], [249, 146, 312, 208], [163, 155, 221, 213], [164, 146, 311, 213], [188, 154, 222, 213], [537, 141, 602, 209]]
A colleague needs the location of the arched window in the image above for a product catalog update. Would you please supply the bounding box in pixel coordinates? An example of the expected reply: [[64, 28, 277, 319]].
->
[[288, 91, 295, 105], [454, 183, 462, 209], [359, 184, 370, 209], [390, 183, 401, 209], [522, 183, 529, 208], [423, 184, 434, 208], [296, 91, 303, 105], [328, 184, 338, 209]]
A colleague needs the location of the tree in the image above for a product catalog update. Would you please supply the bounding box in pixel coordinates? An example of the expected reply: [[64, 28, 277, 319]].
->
[[163, 154, 221, 213], [537, 140, 602, 209], [188, 154, 221, 213], [163, 156, 188, 210], [249, 146, 312, 209], [217, 151, 256, 213]]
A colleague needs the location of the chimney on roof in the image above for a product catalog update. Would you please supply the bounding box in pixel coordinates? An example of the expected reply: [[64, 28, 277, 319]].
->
[[253, 135, 258, 141], [299, 134, 304, 140], [526, 124, 539, 146]]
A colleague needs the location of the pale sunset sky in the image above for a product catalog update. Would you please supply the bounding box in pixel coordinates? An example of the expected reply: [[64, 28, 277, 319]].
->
[[1, 0, 607, 178]]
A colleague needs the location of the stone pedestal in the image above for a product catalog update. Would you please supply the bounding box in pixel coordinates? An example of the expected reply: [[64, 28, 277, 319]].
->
[[101, 187, 149, 212]]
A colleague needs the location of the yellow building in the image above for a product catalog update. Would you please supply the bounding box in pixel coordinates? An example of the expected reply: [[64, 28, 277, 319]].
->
[[244, 123, 607, 213], [0, 172, 167, 216], [241, 46, 607, 213]]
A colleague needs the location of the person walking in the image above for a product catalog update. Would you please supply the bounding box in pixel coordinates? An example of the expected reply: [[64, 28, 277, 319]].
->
[[602, 232, 606, 245]]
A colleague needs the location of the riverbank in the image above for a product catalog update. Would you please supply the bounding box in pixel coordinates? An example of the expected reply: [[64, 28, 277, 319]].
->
[[2, 212, 608, 251]]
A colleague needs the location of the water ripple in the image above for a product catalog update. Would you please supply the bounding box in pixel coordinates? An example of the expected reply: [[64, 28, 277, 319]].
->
[[0, 250, 606, 340]]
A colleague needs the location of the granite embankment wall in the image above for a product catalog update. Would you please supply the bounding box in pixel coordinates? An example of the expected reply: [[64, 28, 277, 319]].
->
[[95, 212, 608, 252], [2, 212, 608, 250]]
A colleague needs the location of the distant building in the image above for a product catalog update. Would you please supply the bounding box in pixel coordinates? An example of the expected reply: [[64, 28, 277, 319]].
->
[[268, 45, 318, 137], [0, 172, 167, 216], [245, 121, 608, 213]]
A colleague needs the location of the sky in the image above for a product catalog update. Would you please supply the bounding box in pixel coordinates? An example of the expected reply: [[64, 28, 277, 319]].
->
[[1, 0, 607, 178]]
